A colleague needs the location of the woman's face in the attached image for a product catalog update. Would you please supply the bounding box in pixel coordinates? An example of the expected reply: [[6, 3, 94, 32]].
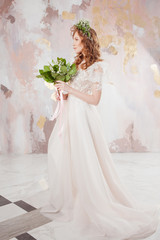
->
[[73, 31, 83, 54]]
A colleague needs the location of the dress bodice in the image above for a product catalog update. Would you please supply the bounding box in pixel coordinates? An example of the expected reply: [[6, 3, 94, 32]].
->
[[69, 61, 103, 95]]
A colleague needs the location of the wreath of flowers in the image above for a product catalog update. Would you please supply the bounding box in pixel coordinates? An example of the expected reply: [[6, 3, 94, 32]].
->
[[75, 19, 92, 40]]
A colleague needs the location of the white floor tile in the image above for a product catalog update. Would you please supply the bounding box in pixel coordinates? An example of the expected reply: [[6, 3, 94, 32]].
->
[[23, 190, 50, 209], [0, 203, 26, 222], [28, 222, 57, 240], [0, 154, 48, 202]]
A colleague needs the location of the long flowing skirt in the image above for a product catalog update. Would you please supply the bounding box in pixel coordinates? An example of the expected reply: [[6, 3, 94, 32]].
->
[[41, 94, 160, 240]]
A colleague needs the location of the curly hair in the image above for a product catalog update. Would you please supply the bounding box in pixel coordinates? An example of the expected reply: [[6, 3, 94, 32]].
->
[[70, 25, 102, 70]]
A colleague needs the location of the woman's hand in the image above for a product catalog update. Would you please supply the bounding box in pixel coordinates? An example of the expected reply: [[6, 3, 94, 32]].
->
[[55, 81, 72, 93], [55, 89, 68, 101], [62, 93, 68, 100]]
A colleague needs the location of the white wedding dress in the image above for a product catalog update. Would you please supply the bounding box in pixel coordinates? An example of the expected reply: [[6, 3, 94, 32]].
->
[[41, 62, 160, 240]]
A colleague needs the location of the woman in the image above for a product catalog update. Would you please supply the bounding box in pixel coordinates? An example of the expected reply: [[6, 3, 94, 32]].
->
[[41, 20, 160, 240]]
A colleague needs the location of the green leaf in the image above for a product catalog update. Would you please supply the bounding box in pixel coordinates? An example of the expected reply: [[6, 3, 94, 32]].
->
[[69, 63, 77, 75], [61, 58, 66, 66], [42, 75, 53, 83], [36, 75, 43, 78], [57, 57, 66, 66], [65, 74, 70, 81], [71, 63, 76, 69], [39, 69, 44, 74], [67, 62, 70, 68], [53, 65, 59, 72], [60, 65, 67, 74], [68, 69, 76, 76], [51, 72, 58, 79], [56, 74, 65, 81], [42, 71, 54, 83], [44, 65, 50, 72], [40, 71, 50, 76]]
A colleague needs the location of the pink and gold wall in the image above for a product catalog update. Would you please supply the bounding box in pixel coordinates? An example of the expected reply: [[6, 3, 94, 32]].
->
[[1, 0, 160, 153]]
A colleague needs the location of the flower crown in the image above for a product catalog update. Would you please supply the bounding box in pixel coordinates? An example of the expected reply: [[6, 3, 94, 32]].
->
[[75, 20, 92, 40]]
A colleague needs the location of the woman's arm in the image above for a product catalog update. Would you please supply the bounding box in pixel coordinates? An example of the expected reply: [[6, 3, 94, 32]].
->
[[55, 80, 102, 105], [69, 85, 101, 105]]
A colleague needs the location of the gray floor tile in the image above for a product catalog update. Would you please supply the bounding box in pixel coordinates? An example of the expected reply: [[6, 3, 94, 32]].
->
[[14, 201, 36, 212], [0, 195, 11, 207]]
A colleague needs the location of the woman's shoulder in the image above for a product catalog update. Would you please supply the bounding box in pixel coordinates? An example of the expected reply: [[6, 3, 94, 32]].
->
[[77, 60, 103, 73], [90, 60, 103, 73]]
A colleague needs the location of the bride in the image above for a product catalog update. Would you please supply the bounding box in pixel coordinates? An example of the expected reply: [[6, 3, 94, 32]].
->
[[41, 20, 160, 240]]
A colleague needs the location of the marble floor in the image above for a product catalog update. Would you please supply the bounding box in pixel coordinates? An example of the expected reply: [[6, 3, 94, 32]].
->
[[0, 153, 160, 240]]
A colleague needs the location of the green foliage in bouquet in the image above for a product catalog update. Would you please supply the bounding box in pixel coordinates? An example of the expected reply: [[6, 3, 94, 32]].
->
[[36, 57, 77, 84]]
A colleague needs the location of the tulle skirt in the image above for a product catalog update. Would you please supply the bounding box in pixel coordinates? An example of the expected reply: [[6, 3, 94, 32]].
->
[[41, 95, 160, 240]]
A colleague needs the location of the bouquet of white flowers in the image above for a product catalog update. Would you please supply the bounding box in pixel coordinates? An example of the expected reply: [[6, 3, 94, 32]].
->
[[36, 57, 77, 101], [36, 57, 77, 84], [36, 58, 77, 127]]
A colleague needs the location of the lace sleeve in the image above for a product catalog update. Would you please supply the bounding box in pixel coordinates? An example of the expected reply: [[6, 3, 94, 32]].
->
[[91, 62, 103, 92]]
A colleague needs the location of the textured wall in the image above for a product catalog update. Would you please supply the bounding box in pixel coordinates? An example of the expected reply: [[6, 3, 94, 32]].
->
[[0, 0, 160, 154]]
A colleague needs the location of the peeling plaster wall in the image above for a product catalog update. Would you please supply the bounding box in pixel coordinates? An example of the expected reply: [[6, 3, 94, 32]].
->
[[0, 0, 160, 154]]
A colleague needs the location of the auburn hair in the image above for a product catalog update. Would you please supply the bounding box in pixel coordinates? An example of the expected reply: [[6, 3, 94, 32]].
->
[[70, 25, 102, 70]]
